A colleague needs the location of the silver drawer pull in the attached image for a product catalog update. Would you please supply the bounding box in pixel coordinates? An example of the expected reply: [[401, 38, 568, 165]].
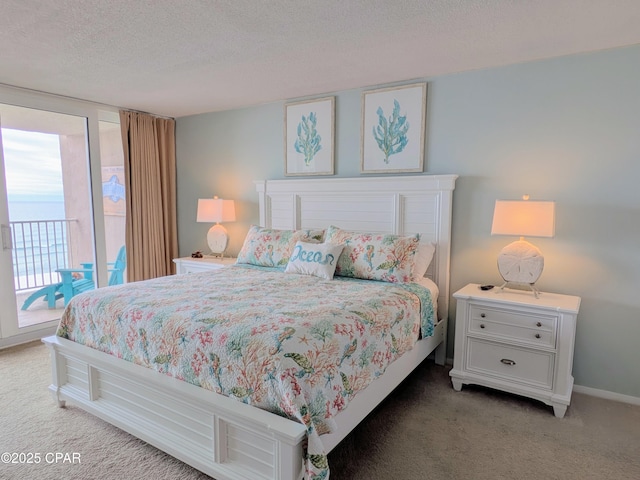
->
[[500, 358, 516, 366], [480, 313, 486, 318], [536, 322, 542, 327], [480, 324, 485, 329], [535, 333, 541, 339]]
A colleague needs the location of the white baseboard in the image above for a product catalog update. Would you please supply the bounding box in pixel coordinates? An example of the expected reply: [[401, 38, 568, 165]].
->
[[0, 325, 57, 350], [573, 384, 640, 406]]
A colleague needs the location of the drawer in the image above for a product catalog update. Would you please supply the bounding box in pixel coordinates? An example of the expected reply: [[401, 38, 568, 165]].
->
[[181, 264, 223, 274], [466, 338, 554, 389], [469, 304, 557, 348]]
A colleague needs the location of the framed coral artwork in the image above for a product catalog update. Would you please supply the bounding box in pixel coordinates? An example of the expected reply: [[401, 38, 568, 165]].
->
[[361, 83, 426, 173], [284, 96, 335, 176]]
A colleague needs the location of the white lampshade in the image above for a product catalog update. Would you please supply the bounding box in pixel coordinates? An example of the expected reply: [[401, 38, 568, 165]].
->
[[491, 200, 555, 238], [197, 197, 236, 224], [196, 197, 236, 256]]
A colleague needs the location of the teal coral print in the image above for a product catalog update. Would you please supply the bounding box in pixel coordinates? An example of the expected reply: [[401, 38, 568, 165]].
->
[[295, 112, 322, 166], [373, 99, 409, 163], [285, 97, 334, 175]]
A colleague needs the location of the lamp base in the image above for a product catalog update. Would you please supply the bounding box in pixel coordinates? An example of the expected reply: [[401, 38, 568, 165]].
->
[[496, 239, 545, 298], [498, 281, 541, 299], [204, 252, 226, 259], [206, 223, 229, 256]]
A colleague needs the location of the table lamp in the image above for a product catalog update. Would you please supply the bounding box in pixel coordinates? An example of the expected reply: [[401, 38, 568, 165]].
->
[[491, 196, 555, 297], [197, 196, 236, 257]]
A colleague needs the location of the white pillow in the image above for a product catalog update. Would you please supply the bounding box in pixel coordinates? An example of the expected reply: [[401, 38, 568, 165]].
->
[[284, 241, 345, 280], [414, 276, 439, 319], [412, 241, 436, 280]]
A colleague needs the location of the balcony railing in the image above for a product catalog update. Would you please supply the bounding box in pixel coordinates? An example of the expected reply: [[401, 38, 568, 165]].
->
[[10, 219, 77, 292]]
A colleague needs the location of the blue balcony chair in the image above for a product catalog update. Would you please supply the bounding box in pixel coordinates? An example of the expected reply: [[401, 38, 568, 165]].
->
[[20, 283, 64, 310], [20, 246, 126, 310]]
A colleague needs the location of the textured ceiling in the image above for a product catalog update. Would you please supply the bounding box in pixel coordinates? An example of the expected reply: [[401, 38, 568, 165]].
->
[[1, 0, 639, 118]]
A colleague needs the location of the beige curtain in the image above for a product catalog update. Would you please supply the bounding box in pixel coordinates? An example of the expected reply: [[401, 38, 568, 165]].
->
[[119, 110, 178, 281]]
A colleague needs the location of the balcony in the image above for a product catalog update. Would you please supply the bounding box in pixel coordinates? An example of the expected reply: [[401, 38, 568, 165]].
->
[[1, 107, 126, 336], [12, 219, 77, 328]]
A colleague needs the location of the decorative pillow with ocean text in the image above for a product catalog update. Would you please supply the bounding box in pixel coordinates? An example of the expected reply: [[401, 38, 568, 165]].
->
[[284, 241, 345, 280]]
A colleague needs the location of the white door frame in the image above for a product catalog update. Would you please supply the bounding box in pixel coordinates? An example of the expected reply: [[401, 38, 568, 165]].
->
[[0, 85, 118, 345]]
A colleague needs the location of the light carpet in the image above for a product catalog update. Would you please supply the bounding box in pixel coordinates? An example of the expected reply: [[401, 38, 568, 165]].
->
[[1, 341, 639, 479]]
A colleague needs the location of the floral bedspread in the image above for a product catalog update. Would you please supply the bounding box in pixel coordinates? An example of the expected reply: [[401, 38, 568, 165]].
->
[[57, 266, 434, 480]]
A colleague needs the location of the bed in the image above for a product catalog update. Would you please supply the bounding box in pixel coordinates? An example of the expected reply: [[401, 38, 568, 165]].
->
[[42, 174, 457, 480]]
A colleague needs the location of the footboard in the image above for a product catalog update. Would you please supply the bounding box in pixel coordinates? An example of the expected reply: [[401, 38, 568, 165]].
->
[[43, 315, 446, 479], [42, 335, 306, 480]]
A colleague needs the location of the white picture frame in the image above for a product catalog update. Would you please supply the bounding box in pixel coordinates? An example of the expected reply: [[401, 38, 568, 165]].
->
[[361, 83, 426, 174], [284, 97, 335, 176]]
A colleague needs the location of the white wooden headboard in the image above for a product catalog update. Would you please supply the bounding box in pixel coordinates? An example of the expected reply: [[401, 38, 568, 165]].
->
[[255, 175, 457, 320]]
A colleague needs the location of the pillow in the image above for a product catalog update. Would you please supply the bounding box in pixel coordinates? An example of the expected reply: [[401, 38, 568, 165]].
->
[[236, 226, 324, 268], [324, 225, 420, 283], [414, 276, 439, 319], [284, 241, 344, 280], [412, 241, 436, 280]]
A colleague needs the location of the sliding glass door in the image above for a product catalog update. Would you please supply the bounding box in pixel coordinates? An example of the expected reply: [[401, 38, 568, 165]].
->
[[0, 92, 125, 343], [0, 104, 93, 337]]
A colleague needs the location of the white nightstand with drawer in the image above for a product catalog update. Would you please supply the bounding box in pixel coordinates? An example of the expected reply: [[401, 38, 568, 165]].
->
[[449, 283, 581, 418], [173, 256, 236, 274]]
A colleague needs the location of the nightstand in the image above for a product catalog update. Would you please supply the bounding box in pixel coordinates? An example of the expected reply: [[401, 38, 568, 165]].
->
[[173, 256, 237, 274], [449, 283, 581, 418]]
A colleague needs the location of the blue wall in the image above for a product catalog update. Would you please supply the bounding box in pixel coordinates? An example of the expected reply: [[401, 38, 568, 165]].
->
[[177, 45, 640, 398]]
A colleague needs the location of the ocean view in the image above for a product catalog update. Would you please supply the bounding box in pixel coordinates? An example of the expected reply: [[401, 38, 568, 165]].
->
[[2, 127, 70, 290], [9, 199, 69, 290], [9, 199, 65, 221]]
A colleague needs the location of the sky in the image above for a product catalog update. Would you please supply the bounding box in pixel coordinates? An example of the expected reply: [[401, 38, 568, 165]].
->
[[2, 128, 64, 200]]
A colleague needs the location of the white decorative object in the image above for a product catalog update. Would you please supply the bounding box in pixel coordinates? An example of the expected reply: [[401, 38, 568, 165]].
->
[[496, 240, 544, 284], [491, 198, 555, 297], [196, 197, 236, 257], [449, 283, 581, 418], [43, 174, 457, 480]]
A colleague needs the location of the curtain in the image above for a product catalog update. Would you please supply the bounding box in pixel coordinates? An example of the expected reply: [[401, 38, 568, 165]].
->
[[119, 111, 178, 281]]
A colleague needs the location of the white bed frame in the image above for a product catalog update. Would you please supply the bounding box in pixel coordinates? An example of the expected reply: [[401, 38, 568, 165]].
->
[[43, 174, 457, 480]]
